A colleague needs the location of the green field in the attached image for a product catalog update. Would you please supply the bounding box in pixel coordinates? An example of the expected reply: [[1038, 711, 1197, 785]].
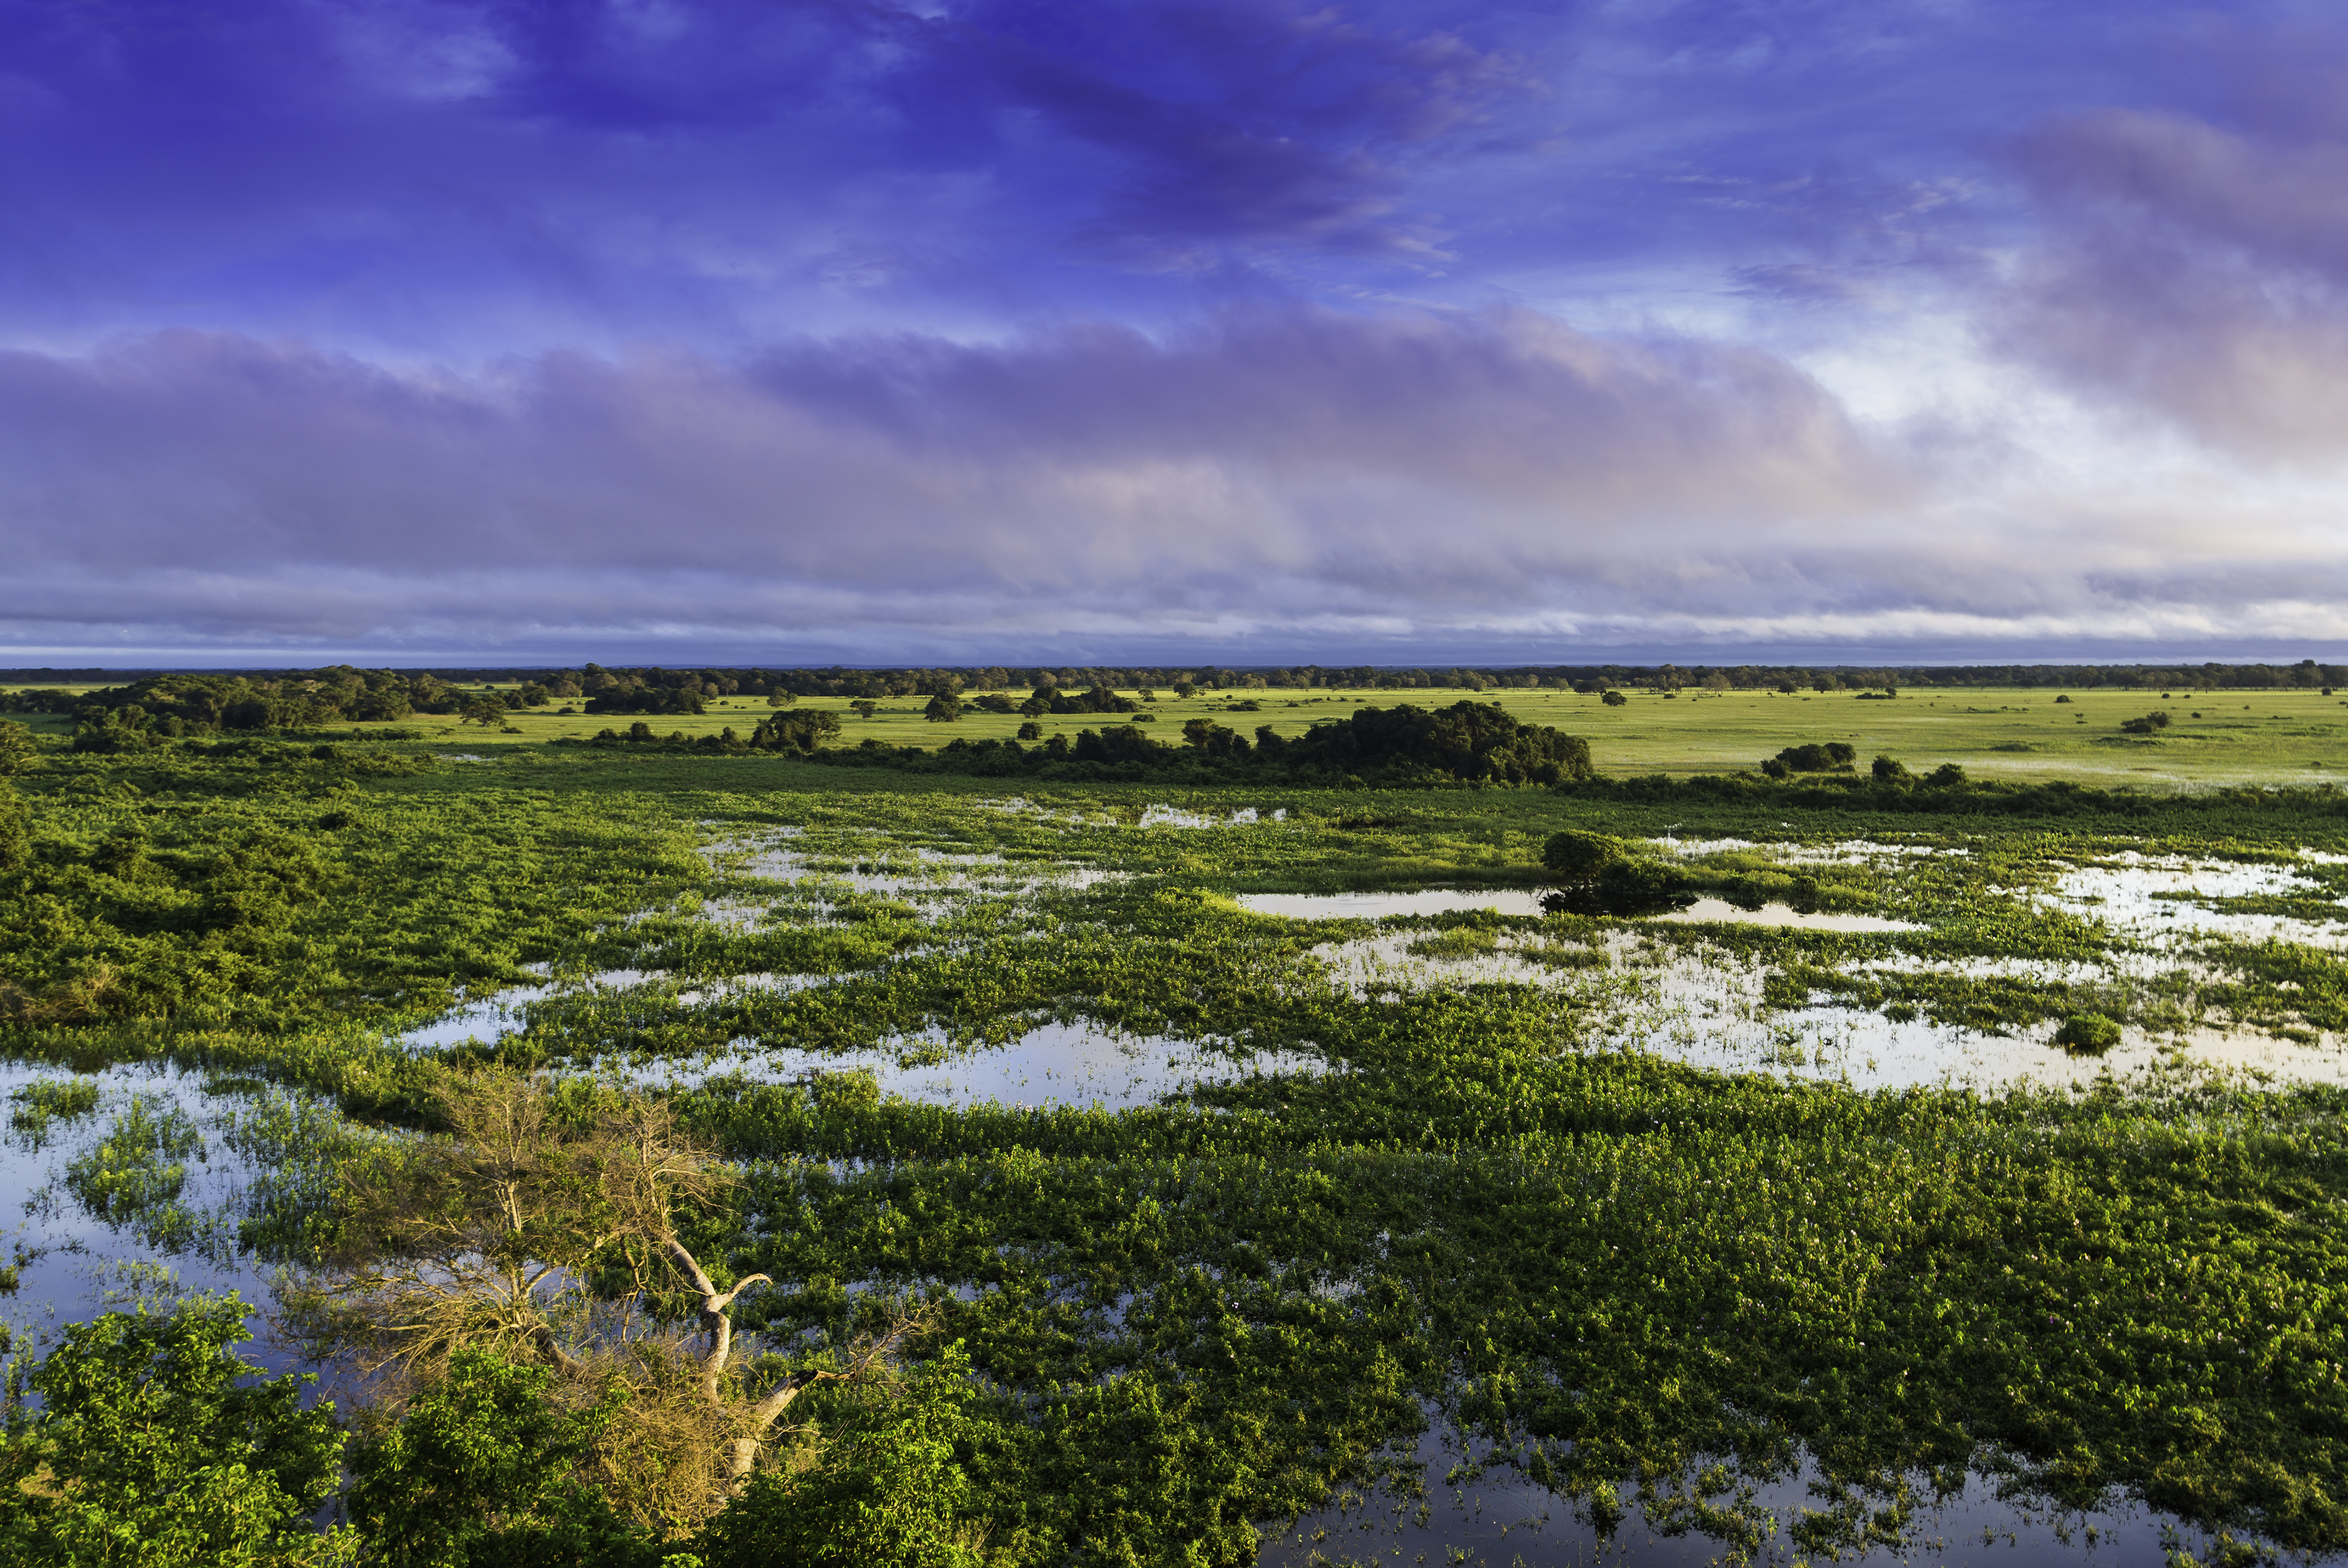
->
[[12, 680, 2345, 786]]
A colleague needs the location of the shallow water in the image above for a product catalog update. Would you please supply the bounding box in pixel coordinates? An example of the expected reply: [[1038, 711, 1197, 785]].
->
[[1665, 836, 1962, 865], [1310, 933, 2348, 1090], [1240, 888, 1920, 932], [394, 970, 669, 1051], [701, 833, 1121, 905], [712, 1022, 1325, 1110], [1654, 898, 1919, 932], [0, 1060, 308, 1371], [1139, 804, 1287, 829], [2035, 853, 2348, 948], [1258, 1421, 2219, 1568]]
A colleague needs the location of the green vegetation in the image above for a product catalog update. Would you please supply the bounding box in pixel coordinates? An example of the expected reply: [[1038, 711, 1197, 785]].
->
[[0, 703, 2344, 1564], [0, 1298, 349, 1565]]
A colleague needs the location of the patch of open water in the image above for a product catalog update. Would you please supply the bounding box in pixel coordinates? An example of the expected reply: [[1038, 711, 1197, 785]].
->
[[610, 1022, 1326, 1110], [2034, 853, 2348, 948], [1259, 1419, 2229, 1568], [1238, 889, 1916, 932], [1239, 888, 1552, 919], [1655, 899, 1919, 932], [0, 1059, 331, 1375]]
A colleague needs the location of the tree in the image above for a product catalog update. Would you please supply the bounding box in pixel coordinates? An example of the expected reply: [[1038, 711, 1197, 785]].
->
[[923, 693, 961, 723], [851, 701, 880, 720], [0, 780, 26, 873], [1541, 829, 1632, 882], [285, 1076, 928, 1531], [765, 691, 798, 708], [751, 711, 840, 754], [1765, 742, 1857, 774], [0, 719, 39, 776], [0, 1298, 352, 1566], [1601, 690, 1628, 707]]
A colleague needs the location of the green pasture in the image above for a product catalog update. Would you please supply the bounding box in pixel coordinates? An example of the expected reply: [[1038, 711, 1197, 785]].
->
[[14, 679, 2344, 787]]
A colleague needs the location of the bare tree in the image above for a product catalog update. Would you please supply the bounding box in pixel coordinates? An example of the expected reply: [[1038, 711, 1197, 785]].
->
[[283, 1074, 921, 1529]]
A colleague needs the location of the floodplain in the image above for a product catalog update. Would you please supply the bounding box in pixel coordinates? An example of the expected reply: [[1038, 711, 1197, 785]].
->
[[2, 695, 2345, 1566]]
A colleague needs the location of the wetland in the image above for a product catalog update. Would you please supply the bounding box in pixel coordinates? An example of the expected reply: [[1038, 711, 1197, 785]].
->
[[1, 679, 2344, 1567]]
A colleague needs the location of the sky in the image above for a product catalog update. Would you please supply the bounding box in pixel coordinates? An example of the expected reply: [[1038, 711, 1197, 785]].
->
[[5, 0, 2348, 667]]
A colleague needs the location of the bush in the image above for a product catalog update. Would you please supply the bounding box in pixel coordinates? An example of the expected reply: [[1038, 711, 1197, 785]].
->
[[2120, 711, 2173, 735], [0, 1300, 351, 1565], [693, 1344, 988, 1568], [1766, 742, 1857, 774], [2054, 1013, 2124, 1055], [1541, 829, 1634, 881], [347, 1350, 654, 1568]]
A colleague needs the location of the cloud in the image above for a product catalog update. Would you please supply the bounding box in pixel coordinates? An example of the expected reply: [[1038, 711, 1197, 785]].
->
[[1996, 105, 2348, 453], [0, 309, 1920, 652], [10, 306, 2348, 660]]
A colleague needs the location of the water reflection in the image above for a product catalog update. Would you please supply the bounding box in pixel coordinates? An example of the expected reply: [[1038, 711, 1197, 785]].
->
[[751, 1022, 1326, 1110], [1259, 1420, 2216, 1568]]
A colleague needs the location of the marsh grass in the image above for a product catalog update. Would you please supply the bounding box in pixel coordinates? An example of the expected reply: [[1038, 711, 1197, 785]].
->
[[3, 744, 2347, 1563]]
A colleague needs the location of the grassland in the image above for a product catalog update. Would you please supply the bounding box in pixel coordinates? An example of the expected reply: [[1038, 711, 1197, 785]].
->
[[14, 679, 2346, 787]]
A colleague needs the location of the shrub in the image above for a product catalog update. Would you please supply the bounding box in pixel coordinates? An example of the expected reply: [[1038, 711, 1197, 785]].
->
[[0, 1300, 350, 1564], [1541, 829, 1634, 882], [2054, 1013, 2123, 1055], [1767, 743, 1857, 774]]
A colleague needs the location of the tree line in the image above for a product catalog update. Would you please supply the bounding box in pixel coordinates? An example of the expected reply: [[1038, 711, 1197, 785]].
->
[[12, 655, 2347, 749]]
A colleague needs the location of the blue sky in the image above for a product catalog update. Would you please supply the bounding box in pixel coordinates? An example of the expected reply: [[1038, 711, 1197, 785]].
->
[[5, 0, 2347, 664]]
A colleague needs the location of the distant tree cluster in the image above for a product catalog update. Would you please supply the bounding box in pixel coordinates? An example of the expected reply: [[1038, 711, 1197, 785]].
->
[[806, 701, 1594, 787], [584, 685, 707, 717], [585, 710, 843, 754]]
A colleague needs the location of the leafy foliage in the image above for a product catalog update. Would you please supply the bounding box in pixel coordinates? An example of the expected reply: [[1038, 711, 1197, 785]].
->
[[0, 1299, 351, 1566], [345, 1348, 657, 1568]]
